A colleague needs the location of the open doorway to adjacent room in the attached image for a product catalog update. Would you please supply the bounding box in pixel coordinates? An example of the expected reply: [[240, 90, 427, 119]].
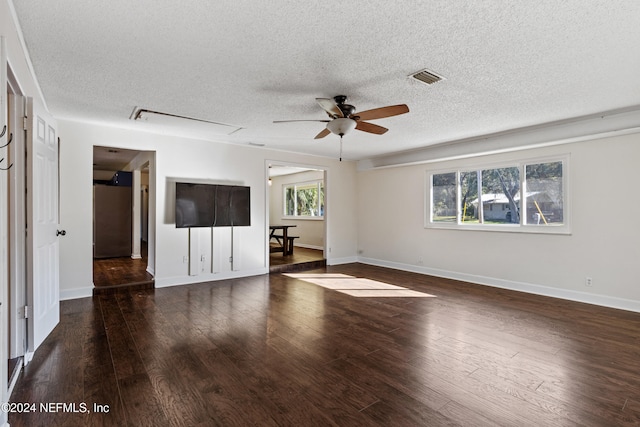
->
[[92, 146, 155, 294], [267, 163, 326, 273]]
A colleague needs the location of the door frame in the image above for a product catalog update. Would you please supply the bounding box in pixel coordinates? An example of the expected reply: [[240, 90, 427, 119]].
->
[[3, 40, 30, 422], [7, 89, 27, 362], [4, 58, 28, 397], [265, 159, 328, 267], [1, 36, 9, 427], [92, 147, 156, 284]]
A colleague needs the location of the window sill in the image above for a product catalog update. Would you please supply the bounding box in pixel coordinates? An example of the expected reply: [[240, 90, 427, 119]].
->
[[281, 216, 324, 221], [426, 222, 571, 235]]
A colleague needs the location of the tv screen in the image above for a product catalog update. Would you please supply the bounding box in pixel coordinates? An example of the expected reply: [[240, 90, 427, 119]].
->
[[212, 185, 232, 226], [175, 183, 215, 228], [175, 182, 250, 228], [230, 186, 251, 226]]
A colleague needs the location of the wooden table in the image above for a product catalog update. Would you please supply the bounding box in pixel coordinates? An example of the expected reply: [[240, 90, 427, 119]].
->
[[269, 225, 297, 255]]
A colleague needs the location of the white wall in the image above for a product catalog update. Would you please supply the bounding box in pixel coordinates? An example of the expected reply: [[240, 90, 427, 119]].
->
[[357, 132, 640, 311], [269, 170, 325, 249], [58, 120, 358, 299]]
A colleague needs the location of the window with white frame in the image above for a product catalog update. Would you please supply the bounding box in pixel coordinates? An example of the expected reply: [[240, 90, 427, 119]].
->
[[428, 157, 567, 232], [284, 180, 324, 218]]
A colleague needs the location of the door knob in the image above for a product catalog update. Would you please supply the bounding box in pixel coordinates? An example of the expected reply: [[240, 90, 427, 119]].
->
[[56, 230, 66, 236]]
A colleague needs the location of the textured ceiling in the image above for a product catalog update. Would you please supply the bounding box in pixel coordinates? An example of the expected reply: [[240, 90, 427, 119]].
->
[[93, 146, 146, 171], [10, 0, 640, 161]]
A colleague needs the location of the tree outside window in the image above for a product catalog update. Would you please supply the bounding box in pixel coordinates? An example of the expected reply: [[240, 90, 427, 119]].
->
[[432, 172, 456, 222], [284, 181, 324, 218], [428, 158, 566, 231]]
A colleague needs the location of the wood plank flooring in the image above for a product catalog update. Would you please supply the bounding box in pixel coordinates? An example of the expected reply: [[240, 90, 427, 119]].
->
[[269, 246, 325, 273], [9, 263, 640, 426], [93, 242, 154, 294]]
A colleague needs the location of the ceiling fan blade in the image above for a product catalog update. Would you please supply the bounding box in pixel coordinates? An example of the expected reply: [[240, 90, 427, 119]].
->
[[273, 119, 331, 123], [355, 104, 409, 121], [355, 121, 388, 135], [316, 98, 344, 118], [314, 128, 331, 139]]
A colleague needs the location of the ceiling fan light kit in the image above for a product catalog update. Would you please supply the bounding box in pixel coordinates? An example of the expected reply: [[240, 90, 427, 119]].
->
[[326, 117, 357, 136], [274, 95, 410, 161]]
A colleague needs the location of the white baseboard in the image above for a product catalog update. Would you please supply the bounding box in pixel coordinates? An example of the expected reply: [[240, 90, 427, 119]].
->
[[60, 286, 93, 301], [146, 266, 155, 275], [327, 256, 358, 266], [358, 257, 640, 313], [155, 267, 269, 288]]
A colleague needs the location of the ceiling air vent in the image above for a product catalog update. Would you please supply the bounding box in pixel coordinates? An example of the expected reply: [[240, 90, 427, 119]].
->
[[409, 68, 445, 85]]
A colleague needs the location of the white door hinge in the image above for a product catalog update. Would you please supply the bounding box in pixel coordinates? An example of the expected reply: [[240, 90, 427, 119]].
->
[[23, 305, 29, 319], [23, 116, 28, 130]]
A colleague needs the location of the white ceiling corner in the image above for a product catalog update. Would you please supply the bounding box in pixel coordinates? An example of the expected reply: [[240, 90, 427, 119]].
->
[[10, 0, 640, 162]]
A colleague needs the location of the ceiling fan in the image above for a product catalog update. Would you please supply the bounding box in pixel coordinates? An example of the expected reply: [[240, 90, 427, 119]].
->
[[274, 95, 409, 140]]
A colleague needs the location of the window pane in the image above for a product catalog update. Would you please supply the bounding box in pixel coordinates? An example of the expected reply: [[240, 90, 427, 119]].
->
[[481, 167, 520, 224], [296, 184, 318, 216], [284, 181, 324, 217], [427, 157, 567, 233], [525, 161, 563, 225], [459, 171, 478, 223], [284, 186, 295, 216], [432, 173, 456, 222]]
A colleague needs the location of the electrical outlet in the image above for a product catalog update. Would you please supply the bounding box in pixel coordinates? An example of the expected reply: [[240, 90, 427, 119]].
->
[[585, 277, 593, 287]]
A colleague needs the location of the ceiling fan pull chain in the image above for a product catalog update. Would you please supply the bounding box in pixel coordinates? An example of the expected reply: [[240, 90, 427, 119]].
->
[[339, 135, 343, 162]]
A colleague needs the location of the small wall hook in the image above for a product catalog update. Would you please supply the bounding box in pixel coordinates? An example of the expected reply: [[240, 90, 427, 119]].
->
[[1, 125, 14, 170], [0, 132, 12, 148], [0, 157, 13, 170]]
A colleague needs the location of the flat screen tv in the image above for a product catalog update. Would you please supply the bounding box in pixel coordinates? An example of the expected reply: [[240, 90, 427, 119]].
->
[[175, 182, 250, 228]]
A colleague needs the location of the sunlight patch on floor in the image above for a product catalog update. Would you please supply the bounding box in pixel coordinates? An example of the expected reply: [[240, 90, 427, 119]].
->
[[284, 274, 435, 298]]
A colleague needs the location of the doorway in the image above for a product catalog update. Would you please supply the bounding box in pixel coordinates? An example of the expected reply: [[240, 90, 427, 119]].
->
[[92, 147, 155, 293], [267, 163, 326, 273]]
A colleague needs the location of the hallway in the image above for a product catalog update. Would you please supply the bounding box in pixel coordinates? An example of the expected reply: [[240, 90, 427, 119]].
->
[[93, 242, 154, 294]]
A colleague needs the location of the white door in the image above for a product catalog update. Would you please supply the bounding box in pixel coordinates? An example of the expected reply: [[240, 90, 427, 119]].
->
[[26, 97, 59, 356]]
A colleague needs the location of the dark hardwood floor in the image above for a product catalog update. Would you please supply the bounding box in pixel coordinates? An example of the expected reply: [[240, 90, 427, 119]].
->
[[9, 263, 640, 426], [269, 246, 323, 266], [269, 246, 325, 273], [93, 241, 154, 294]]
